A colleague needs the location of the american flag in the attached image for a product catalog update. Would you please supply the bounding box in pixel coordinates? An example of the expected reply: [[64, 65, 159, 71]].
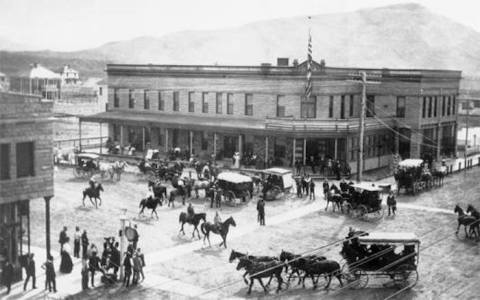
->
[[305, 25, 313, 99]]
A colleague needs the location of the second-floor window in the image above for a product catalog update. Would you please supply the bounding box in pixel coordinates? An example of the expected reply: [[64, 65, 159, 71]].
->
[[128, 89, 135, 108], [227, 93, 234, 115], [349, 95, 354, 117], [301, 96, 316, 118], [16, 142, 34, 178], [245, 94, 253, 116], [422, 97, 426, 118], [433, 96, 437, 117], [340, 95, 345, 119], [396, 96, 406, 118], [0, 143, 10, 180], [202, 92, 209, 113], [276, 95, 285, 117], [452, 96, 456, 115], [216, 93, 222, 114], [158, 92, 164, 111], [328, 96, 334, 118], [428, 96, 432, 118], [173, 91, 179, 111], [188, 92, 195, 112], [366, 95, 375, 117], [144, 90, 150, 109], [114, 88, 119, 108], [447, 96, 451, 116]]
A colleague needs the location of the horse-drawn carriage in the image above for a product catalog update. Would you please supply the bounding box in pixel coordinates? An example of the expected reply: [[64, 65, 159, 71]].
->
[[73, 153, 101, 178], [340, 182, 384, 221], [341, 231, 420, 289], [216, 172, 253, 206], [394, 159, 432, 195], [258, 168, 295, 201]]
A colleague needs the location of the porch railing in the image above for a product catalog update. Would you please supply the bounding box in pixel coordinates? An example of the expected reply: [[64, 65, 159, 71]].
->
[[54, 136, 109, 151], [265, 116, 395, 132]]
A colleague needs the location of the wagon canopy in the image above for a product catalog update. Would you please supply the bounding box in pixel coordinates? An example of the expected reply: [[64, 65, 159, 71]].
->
[[350, 182, 383, 192], [77, 153, 100, 160], [262, 168, 294, 190], [358, 232, 420, 245], [398, 159, 424, 168], [217, 172, 252, 184]]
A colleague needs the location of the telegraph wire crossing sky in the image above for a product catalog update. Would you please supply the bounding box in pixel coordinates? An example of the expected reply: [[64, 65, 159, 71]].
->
[[0, 0, 479, 51]]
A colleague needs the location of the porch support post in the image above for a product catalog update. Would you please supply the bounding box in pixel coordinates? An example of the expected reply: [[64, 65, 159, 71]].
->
[[394, 128, 400, 155], [27, 200, 31, 253], [120, 125, 124, 149], [303, 138, 307, 165], [238, 134, 243, 158], [78, 120, 82, 152], [213, 133, 217, 158], [436, 124, 442, 161], [99, 122, 103, 154], [265, 136, 268, 163], [165, 128, 169, 152], [292, 138, 296, 168], [142, 127, 146, 152], [334, 138, 338, 160], [44, 196, 52, 259], [190, 131, 193, 157]]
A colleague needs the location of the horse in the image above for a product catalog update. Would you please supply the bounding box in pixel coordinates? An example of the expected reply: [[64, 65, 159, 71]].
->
[[279, 250, 326, 285], [169, 186, 187, 207], [193, 179, 213, 198], [431, 167, 446, 187], [454, 205, 478, 239], [148, 180, 168, 202], [325, 193, 344, 212], [110, 161, 127, 181], [139, 197, 162, 219], [297, 258, 343, 290], [236, 257, 284, 295], [178, 212, 206, 239], [228, 250, 278, 285], [82, 183, 104, 208], [200, 216, 236, 248]]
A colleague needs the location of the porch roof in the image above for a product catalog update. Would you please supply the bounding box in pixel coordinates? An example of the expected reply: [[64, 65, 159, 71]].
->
[[79, 111, 266, 133]]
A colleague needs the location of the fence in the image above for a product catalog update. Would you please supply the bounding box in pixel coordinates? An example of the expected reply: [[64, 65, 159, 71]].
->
[[54, 136, 109, 151]]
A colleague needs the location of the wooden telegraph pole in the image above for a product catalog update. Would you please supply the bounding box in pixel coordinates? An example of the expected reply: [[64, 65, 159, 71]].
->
[[357, 72, 367, 182], [464, 99, 470, 174]]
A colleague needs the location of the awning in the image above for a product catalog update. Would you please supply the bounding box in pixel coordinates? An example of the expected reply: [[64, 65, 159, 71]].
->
[[80, 111, 266, 133], [358, 232, 420, 244]]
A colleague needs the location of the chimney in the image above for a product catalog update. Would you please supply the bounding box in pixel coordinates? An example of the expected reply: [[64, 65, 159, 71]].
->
[[277, 58, 289, 67]]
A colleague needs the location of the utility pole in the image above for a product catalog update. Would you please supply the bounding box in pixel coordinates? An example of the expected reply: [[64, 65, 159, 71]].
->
[[119, 208, 127, 281], [357, 72, 367, 182], [464, 100, 470, 174]]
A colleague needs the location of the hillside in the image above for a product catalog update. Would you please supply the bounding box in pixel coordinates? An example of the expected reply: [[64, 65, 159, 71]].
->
[[2, 3, 480, 76]]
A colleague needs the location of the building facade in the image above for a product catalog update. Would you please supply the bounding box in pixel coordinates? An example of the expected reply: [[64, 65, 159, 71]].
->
[[9, 63, 62, 100], [59, 64, 80, 86], [0, 92, 54, 282], [81, 60, 460, 173]]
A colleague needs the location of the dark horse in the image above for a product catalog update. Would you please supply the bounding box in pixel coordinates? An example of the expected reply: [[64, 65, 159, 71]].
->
[[279, 250, 326, 285], [298, 258, 343, 290], [236, 257, 284, 295], [200, 216, 236, 248], [139, 197, 163, 219], [325, 193, 344, 212], [82, 183, 104, 208], [228, 250, 277, 285], [178, 212, 206, 239], [148, 180, 168, 202], [466, 204, 480, 238]]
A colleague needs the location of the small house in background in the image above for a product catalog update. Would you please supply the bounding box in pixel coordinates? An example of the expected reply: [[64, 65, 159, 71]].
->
[[59, 64, 81, 86], [0, 71, 9, 91], [9, 63, 62, 100]]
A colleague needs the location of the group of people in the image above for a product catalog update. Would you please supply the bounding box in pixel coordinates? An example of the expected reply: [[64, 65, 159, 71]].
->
[[295, 157, 350, 180], [295, 174, 316, 200]]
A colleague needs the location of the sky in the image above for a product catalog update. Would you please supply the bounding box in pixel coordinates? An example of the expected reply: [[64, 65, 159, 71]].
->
[[0, 0, 480, 51]]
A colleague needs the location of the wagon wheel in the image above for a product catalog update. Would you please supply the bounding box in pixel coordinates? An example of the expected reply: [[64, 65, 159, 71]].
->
[[73, 167, 82, 178], [393, 264, 418, 289], [357, 205, 368, 219], [370, 207, 384, 221], [225, 191, 236, 205], [342, 202, 352, 216], [341, 264, 368, 289]]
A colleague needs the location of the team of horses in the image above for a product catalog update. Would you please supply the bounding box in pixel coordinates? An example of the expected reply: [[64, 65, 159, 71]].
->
[[454, 204, 480, 240], [229, 249, 342, 295]]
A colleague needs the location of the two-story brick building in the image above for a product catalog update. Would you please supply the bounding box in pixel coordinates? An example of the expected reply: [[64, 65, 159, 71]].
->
[[0, 92, 54, 282], [80, 59, 460, 173]]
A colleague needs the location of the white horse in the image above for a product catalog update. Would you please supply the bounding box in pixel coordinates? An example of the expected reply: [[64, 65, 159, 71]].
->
[[98, 161, 127, 181]]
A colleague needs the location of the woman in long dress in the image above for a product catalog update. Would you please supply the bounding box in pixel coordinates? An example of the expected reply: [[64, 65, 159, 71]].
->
[[60, 243, 73, 274]]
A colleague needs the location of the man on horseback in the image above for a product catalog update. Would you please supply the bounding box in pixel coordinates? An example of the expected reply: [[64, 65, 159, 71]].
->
[[214, 211, 222, 231], [187, 202, 195, 222], [89, 176, 96, 190]]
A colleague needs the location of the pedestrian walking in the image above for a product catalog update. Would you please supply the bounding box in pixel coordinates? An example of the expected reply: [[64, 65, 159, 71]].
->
[[132, 224, 139, 250], [42, 255, 56, 293], [59, 226, 69, 252], [88, 251, 101, 287], [322, 178, 329, 200], [387, 191, 397, 216], [2, 260, 13, 294], [81, 260, 89, 290], [81, 230, 89, 259], [309, 179, 316, 200], [137, 248, 145, 281], [296, 178, 302, 198], [123, 253, 132, 288], [257, 198, 265, 226], [132, 253, 141, 285], [111, 242, 120, 276], [73, 226, 81, 258], [23, 253, 36, 291]]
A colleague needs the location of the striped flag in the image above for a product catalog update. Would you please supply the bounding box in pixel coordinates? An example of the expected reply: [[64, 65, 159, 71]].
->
[[305, 26, 313, 99]]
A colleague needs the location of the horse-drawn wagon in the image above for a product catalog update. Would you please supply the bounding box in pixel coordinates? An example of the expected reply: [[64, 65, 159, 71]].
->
[[394, 159, 432, 195], [258, 168, 295, 201], [73, 153, 101, 178], [216, 172, 253, 205], [341, 231, 420, 289], [340, 182, 384, 221]]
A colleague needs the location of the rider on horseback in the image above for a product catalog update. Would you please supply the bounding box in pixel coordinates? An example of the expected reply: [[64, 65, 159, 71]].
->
[[214, 211, 222, 231], [187, 202, 195, 222], [89, 176, 96, 189]]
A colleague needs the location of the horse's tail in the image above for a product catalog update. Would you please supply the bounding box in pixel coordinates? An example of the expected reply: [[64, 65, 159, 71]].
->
[[139, 199, 144, 208], [200, 222, 207, 236], [82, 189, 86, 200], [179, 212, 184, 223]]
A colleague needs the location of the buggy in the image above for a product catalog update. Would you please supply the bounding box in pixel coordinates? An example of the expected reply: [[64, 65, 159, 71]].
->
[[73, 153, 101, 178], [341, 182, 384, 221], [394, 159, 432, 195], [341, 231, 420, 289], [216, 172, 253, 206], [258, 168, 295, 201]]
